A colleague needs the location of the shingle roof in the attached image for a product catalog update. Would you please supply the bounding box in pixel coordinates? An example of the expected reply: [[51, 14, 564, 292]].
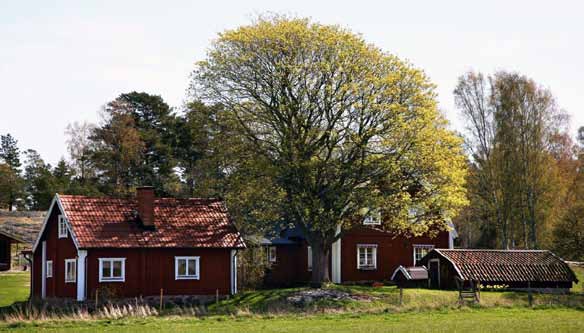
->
[[391, 265, 428, 281], [59, 195, 245, 249], [429, 249, 577, 283], [0, 211, 44, 244]]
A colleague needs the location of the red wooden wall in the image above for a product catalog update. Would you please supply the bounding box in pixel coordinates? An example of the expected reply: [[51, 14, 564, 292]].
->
[[86, 248, 231, 298], [267, 227, 449, 285], [340, 227, 449, 282]]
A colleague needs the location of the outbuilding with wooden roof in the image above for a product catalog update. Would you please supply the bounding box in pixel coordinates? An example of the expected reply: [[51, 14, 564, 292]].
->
[[419, 249, 578, 291]]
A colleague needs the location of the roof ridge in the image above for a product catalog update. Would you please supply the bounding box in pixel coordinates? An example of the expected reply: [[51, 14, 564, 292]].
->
[[437, 248, 549, 252], [59, 194, 222, 202]]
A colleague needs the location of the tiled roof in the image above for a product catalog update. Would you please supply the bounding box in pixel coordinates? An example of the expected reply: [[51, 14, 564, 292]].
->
[[431, 249, 577, 283], [59, 195, 245, 249]]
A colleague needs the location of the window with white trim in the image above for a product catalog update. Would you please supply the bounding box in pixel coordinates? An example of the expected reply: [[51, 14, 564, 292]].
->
[[58, 215, 68, 238], [363, 209, 381, 225], [64, 259, 76, 283], [99, 258, 126, 282], [266, 246, 277, 263], [413, 244, 434, 265], [357, 244, 377, 270], [46, 260, 53, 278], [307, 246, 312, 271], [175, 256, 200, 280]]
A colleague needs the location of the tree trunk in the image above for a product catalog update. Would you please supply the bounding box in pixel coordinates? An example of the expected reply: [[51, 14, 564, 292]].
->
[[310, 241, 331, 287]]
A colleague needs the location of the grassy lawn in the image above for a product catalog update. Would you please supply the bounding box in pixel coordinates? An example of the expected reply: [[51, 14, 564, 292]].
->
[[0, 267, 582, 332], [1, 308, 583, 332], [0, 272, 29, 307], [571, 265, 584, 293]]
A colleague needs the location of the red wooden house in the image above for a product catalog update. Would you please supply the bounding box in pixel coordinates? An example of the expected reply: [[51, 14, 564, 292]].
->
[[261, 219, 455, 286], [31, 187, 245, 301]]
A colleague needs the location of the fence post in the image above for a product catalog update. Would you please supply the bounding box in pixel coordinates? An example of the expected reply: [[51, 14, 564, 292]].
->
[[160, 288, 164, 312], [399, 286, 403, 306], [95, 289, 99, 309], [216, 289, 219, 305], [528, 282, 533, 307]]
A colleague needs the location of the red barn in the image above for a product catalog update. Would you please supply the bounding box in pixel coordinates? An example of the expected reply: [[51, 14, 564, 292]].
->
[[261, 222, 455, 286], [31, 187, 245, 301]]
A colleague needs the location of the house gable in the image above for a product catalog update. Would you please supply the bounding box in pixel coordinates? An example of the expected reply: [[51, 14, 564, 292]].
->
[[32, 195, 79, 253], [32, 197, 79, 298]]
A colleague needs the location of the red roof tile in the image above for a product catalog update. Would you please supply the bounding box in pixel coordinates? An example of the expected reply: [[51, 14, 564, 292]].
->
[[427, 249, 577, 283], [58, 195, 245, 249]]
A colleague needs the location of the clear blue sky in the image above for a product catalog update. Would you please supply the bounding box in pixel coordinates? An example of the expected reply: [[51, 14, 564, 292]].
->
[[1, 0, 582, 164]]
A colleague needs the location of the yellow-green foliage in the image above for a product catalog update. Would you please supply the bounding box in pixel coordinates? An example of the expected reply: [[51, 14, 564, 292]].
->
[[193, 15, 468, 244]]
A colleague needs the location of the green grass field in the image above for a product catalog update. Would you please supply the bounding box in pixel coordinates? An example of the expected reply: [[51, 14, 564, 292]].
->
[[2, 308, 583, 332], [0, 267, 583, 332], [0, 272, 29, 308]]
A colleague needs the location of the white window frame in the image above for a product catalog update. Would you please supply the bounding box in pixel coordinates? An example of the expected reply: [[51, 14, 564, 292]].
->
[[413, 244, 434, 266], [175, 256, 200, 280], [357, 244, 377, 270], [64, 258, 76, 283], [58, 215, 68, 238], [267, 246, 277, 263], [307, 246, 312, 271], [98, 258, 126, 282], [363, 209, 382, 225], [46, 260, 53, 278]]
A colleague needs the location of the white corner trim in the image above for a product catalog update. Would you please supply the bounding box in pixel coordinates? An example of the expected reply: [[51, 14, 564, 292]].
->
[[98, 257, 126, 283], [41, 241, 46, 299], [331, 225, 342, 283], [33, 194, 80, 253], [77, 250, 88, 301], [230, 250, 237, 295], [174, 256, 200, 280]]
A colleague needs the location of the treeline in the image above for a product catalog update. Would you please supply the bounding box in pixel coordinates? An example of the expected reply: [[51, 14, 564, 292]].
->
[[0, 92, 270, 234], [453, 71, 584, 260], [0, 74, 581, 260], [0, 93, 222, 207]]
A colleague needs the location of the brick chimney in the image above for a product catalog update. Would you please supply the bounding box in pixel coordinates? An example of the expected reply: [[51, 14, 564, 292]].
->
[[136, 186, 155, 228]]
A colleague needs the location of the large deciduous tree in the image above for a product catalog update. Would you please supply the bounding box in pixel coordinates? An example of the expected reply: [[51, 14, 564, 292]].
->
[[192, 16, 467, 283]]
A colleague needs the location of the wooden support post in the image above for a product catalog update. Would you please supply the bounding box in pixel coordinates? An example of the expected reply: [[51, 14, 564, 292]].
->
[[399, 286, 403, 306], [216, 289, 219, 305], [476, 280, 481, 303], [159, 288, 164, 312], [528, 282, 533, 307], [95, 289, 99, 309]]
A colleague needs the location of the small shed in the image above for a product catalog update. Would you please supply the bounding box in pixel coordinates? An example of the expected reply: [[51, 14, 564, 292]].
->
[[0, 212, 44, 271], [391, 265, 428, 287], [419, 249, 578, 291]]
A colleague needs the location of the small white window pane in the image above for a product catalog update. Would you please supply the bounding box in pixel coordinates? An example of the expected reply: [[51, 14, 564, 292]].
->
[[103, 260, 111, 278], [187, 259, 196, 276], [178, 259, 187, 276], [46, 261, 53, 278], [65, 260, 76, 282], [112, 261, 122, 277]]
